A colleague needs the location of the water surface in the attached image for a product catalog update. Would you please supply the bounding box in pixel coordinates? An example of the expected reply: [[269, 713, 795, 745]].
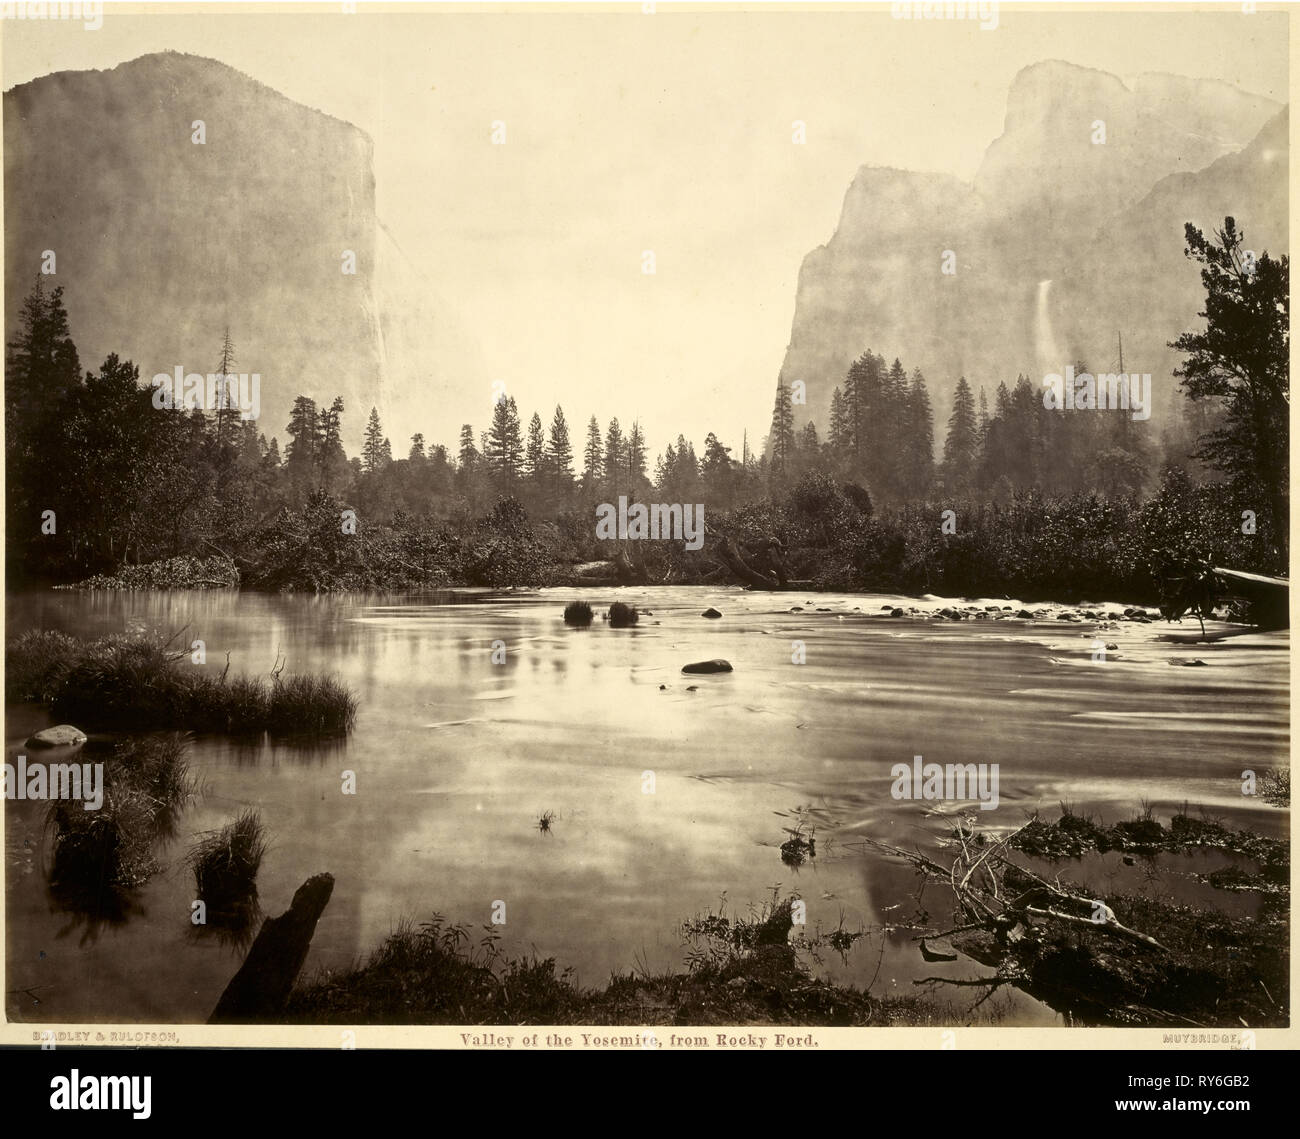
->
[[5, 586, 1288, 1025]]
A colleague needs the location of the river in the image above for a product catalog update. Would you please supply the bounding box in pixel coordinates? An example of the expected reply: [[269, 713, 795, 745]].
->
[[4, 586, 1289, 1025]]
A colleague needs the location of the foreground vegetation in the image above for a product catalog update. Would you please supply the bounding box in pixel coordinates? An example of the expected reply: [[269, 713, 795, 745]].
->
[[6, 629, 357, 735], [284, 893, 970, 1027], [45, 734, 194, 920]]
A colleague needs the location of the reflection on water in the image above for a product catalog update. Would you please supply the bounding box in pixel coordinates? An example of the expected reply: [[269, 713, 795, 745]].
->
[[5, 587, 1289, 1024]]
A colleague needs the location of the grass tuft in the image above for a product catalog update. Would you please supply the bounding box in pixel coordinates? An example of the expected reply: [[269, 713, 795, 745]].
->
[[187, 808, 267, 929]]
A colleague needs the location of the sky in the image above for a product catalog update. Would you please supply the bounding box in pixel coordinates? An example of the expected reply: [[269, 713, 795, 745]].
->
[[2, 2, 1289, 458]]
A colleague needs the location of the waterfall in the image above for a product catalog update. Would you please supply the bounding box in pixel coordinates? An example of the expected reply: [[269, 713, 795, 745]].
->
[[1034, 279, 1064, 377]]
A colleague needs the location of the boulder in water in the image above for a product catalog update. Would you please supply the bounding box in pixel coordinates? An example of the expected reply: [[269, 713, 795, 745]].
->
[[702, 608, 723, 619], [26, 724, 87, 749], [682, 659, 733, 674]]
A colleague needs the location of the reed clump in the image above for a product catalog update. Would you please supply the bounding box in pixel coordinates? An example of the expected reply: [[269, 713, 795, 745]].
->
[[187, 808, 267, 927]]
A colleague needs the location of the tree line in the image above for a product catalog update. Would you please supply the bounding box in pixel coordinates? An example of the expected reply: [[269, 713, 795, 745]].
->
[[4, 217, 1286, 586]]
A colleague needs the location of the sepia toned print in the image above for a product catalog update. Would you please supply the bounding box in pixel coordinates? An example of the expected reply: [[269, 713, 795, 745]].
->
[[0, 2, 1291, 1047]]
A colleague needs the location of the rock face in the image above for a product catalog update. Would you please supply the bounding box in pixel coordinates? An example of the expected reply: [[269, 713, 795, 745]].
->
[[775, 60, 1288, 440], [25, 725, 87, 748], [682, 659, 733, 674], [3, 51, 478, 452]]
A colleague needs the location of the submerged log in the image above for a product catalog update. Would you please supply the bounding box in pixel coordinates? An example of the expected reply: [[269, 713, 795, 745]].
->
[[209, 872, 334, 1023]]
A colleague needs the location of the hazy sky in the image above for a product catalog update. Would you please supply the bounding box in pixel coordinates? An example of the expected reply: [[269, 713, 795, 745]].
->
[[3, 3, 1288, 457]]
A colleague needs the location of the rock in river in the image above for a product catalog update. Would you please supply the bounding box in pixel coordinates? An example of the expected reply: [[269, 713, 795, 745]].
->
[[26, 724, 87, 748], [702, 608, 723, 619], [682, 659, 733, 674]]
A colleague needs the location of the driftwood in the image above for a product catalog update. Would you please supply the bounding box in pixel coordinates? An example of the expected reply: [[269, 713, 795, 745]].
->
[[853, 820, 1169, 957], [209, 873, 335, 1023]]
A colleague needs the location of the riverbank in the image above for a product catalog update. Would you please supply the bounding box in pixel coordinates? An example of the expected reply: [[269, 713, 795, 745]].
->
[[25, 472, 1285, 616]]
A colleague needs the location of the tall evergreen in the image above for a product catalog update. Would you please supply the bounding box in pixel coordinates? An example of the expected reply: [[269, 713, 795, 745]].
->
[[904, 368, 934, 496], [1171, 217, 1289, 551], [582, 415, 603, 493], [827, 386, 851, 471], [700, 432, 734, 509], [458, 424, 479, 470], [626, 421, 648, 494], [768, 383, 795, 474], [362, 407, 387, 472], [547, 405, 574, 485], [941, 376, 979, 494], [486, 395, 523, 482], [524, 411, 546, 481], [285, 396, 320, 470], [603, 418, 625, 497]]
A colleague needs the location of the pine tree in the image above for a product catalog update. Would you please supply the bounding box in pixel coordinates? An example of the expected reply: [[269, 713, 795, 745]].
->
[[582, 415, 603, 492], [626, 421, 648, 493], [842, 352, 884, 482], [458, 424, 479, 470], [905, 368, 935, 496], [655, 443, 677, 494], [768, 383, 795, 475], [604, 418, 625, 497], [1171, 217, 1289, 551], [700, 432, 734, 509], [5, 278, 82, 416], [315, 395, 347, 488], [212, 327, 237, 451], [547, 405, 574, 485], [409, 433, 426, 462], [524, 411, 546, 481], [362, 406, 387, 473], [827, 386, 851, 470], [285, 396, 320, 470], [486, 395, 523, 482], [941, 377, 979, 494]]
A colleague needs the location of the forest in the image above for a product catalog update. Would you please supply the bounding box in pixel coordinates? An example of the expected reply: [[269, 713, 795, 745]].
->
[[3, 219, 1287, 600]]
